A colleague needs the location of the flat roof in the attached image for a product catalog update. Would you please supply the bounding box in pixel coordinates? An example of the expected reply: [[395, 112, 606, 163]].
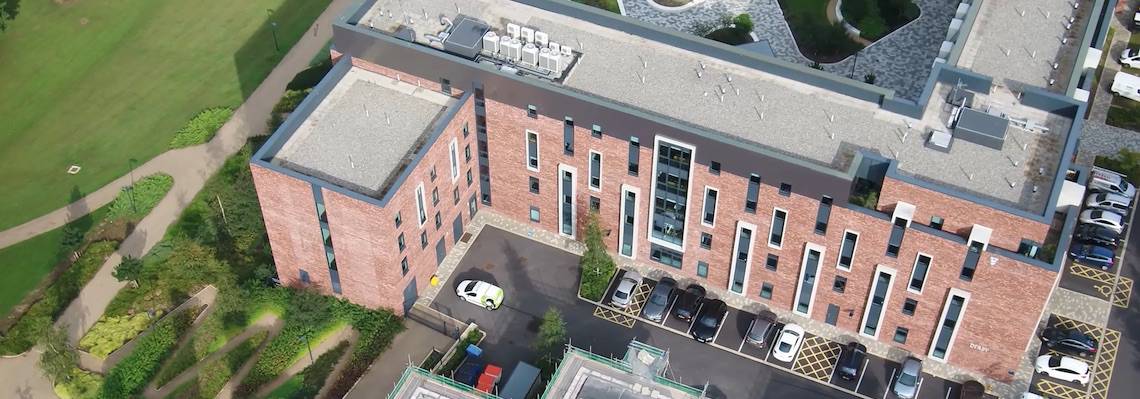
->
[[543, 349, 704, 399], [388, 367, 494, 399], [271, 67, 457, 197], [956, 108, 1009, 141], [956, 0, 1086, 92], [359, 0, 1072, 213]]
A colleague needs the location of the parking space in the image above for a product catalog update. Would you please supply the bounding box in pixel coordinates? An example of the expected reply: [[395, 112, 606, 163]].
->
[[792, 335, 843, 383], [856, 357, 900, 399], [714, 307, 752, 350], [1060, 261, 1134, 309], [1028, 314, 1121, 399]]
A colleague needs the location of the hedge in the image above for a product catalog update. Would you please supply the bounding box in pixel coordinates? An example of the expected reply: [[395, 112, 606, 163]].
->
[[105, 174, 174, 222], [0, 241, 118, 354], [292, 341, 350, 398], [437, 329, 485, 376], [167, 330, 268, 399], [53, 368, 103, 399], [168, 107, 235, 149], [98, 306, 201, 398], [79, 312, 160, 358]]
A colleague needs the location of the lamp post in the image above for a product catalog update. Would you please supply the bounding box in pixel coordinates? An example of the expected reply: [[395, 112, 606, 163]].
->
[[127, 158, 138, 213], [267, 9, 280, 52], [298, 331, 314, 365]]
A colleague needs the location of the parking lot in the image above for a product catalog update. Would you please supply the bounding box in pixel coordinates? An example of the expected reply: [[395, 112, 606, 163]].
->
[[432, 226, 977, 399], [1028, 315, 1122, 399]]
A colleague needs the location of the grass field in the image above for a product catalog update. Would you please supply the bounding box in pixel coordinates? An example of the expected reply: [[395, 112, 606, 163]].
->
[[0, 0, 331, 230]]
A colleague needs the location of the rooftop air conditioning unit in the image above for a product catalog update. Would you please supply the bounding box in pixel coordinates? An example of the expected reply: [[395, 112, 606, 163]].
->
[[520, 27, 535, 43], [539, 48, 561, 72], [498, 35, 511, 59], [505, 38, 522, 61], [561, 46, 573, 57], [549, 42, 560, 53], [522, 43, 539, 65], [507, 23, 520, 39], [482, 31, 500, 56], [534, 31, 549, 47]]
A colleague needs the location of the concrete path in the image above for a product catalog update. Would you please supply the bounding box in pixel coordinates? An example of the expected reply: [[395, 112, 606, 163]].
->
[[344, 320, 454, 398], [0, 1, 351, 398], [213, 325, 359, 399]]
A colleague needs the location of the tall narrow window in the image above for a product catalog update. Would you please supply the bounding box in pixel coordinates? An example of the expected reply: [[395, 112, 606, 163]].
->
[[415, 184, 427, 226], [861, 266, 896, 338], [729, 222, 757, 295], [794, 245, 825, 316], [619, 186, 639, 258], [449, 139, 460, 182], [961, 241, 983, 281], [589, 151, 602, 190], [909, 254, 932, 293], [745, 174, 760, 213], [559, 165, 576, 237], [837, 231, 858, 271], [930, 290, 970, 361], [397, 234, 406, 252], [564, 117, 574, 155], [815, 196, 832, 235], [526, 130, 540, 171], [431, 188, 440, 206], [887, 217, 907, 257], [648, 138, 694, 251], [628, 137, 640, 176], [702, 187, 718, 226], [768, 209, 786, 248]]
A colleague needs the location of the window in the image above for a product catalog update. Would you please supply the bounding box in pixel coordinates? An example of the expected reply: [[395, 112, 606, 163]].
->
[[930, 291, 969, 360], [529, 177, 540, 194], [702, 187, 718, 226], [861, 266, 896, 337], [894, 327, 909, 344], [730, 223, 756, 294], [766, 254, 779, 271], [440, 78, 451, 94], [697, 261, 709, 278], [628, 137, 640, 176], [299, 269, 310, 284], [316, 202, 327, 222], [468, 195, 478, 218], [463, 122, 469, 137], [466, 169, 473, 186], [452, 187, 460, 205], [449, 139, 460, 182], [649, 138, 693, 249], [650, 244, 684, 268], [930, 216, 944, 230], [563, 117, 575, 155], [709, 161, 721, 175], [902, 298, 918, 316], [815, 196, 832, 235], [779, 183, 792, 196], [527, 104, 537, 118], [768, 209, 787, 248], [526, 130, 540, 171], [760, 283, 773, 299], [961, 241, 983, 281], [529, 206, 540, 222], [420, 232, 428, 249], [589, 151, 602, 190], [589, 196, 600, 212], [591, 124, 602, 138], [619, 187, 639, 258], [909, 254, 932, 293], [397, 234, 406, 252], [430, 167, 438, 182], [464, 144, 472, 162], [794, 245, 824, 315], [826, 304, 840, 326], [887, 217, 907, 257], [700, 232, 712, 249], [559, 166, 576, 237], [394, 212, 403, 228], [837, 231, 858, 271], [431, 188, 440, 206], [415, 185, 428, 226], [434, 212, 442, 229], [833, 276, 847, 293], [745, 174, 760, 213], [400, 258, 409, 276]]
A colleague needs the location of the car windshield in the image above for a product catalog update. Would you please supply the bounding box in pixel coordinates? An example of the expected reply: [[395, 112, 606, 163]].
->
[[1048, 356, 1061, 368], [699, 315, 717, 327], [1091, 210, 1103, 219], [899, 372, 917, 386], [615, 291, 628, 299], [779, 342, 791, 352], [650, 292, 668, 306]]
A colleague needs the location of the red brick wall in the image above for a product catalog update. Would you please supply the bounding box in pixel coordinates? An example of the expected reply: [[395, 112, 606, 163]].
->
[[251, 164, 328, 290], [350, 57, 462, 97], [878, 177, 1049, 251]]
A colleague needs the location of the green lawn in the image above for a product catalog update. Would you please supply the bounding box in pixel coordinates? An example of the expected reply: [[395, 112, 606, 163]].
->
[[0, 207, 107, 317], [0, 0, 331, 230]]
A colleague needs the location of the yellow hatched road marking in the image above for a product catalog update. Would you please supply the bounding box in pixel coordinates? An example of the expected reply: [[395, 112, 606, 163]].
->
[[593, 306, 636, 328], [792, 336, 843, 382], [625, 283, 653, 316], [1033, 379, 1088, 399]]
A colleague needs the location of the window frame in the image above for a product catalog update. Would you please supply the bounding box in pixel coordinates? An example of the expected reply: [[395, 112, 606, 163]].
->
[[859, 265, 897, 339], [908, 253, 933, 294], [701, 186, 718, 228], [588, 150, 603, 191], [768, 208, 787, 249], [525, 129, 540, 172], [792, 243, 826, 316], [836, 230, 859, 271], [448, 138, 460, 182]]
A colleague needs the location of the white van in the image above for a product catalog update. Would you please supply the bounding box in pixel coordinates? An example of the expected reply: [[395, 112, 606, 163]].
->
[[1086, 192, 1132, 214], [1111, 72, 1140, 102], [1090, 168, 1136, 199]]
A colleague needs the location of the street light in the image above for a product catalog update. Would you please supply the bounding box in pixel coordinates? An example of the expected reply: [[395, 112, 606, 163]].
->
[[298, 331, 314, 365], [267, 9, 280, 52], [127, 158, 138, 213]]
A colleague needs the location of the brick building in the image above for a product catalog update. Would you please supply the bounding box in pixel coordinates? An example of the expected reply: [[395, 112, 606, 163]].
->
[[251, 0, 1089, 383]]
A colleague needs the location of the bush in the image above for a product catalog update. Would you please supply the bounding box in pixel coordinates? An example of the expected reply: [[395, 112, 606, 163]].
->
[[841, 0, 917, 39], [705, 27, 753, 45], [1095, 149, 1140, 186], [169, 107, 234, 149], [99, 307, 200, 398], [168, 331, 268, 399], [54, 368, 103, 399], [0, 241, 118, 355], [437, 329, 485, 376], [79, 312, 159, 358], [733, 13, 754, 32], [106, 174, 174, 222], [858, 14, 888, 40], [293, 341, 350, 398], [286, 59, 333, 91], [578, 213, 616, 301], [273, 89, 312, 115]]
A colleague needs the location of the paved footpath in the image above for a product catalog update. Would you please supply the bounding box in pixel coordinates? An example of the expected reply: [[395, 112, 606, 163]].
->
[[0, 1, 351, 398]]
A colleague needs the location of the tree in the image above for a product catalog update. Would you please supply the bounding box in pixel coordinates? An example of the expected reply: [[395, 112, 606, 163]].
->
[[578, 213, 616, 301], [0, 0, 19, 33], [113, 256, 144, 288], [39, 325, 78, 384], [733, 13, 754, 33], [532, 308, 567, 375]]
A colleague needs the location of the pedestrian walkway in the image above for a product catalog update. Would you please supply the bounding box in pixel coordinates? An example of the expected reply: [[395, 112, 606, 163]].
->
[[344, 320, 454, 398], [0, 1, 352, 397]]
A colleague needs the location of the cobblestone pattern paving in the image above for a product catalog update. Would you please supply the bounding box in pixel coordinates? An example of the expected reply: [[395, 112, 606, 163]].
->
[[1077, 121, 1140, 165], [621, 0, 959, 101], [1045, 287, 1112, 328]]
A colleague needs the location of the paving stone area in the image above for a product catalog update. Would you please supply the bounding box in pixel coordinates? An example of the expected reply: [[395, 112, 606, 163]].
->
[[1078, 122, 1140, 165], [621, 0, 958, 101], [1045, 287, 1112, 335]]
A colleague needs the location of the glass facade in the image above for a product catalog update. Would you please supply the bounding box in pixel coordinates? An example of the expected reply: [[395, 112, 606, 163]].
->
[[730, 225, 753, 294], [560, 168, 575, 236], [651, 141, 692, 247], [932, 294, 967, 359], [862, 270, 893, 336], [795, 247, 821, 314], [620, 189, 637, 257]]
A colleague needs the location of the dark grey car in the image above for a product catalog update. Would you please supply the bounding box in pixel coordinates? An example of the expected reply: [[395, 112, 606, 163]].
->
[[744, 310, 778, 348], [643, 277, 677, 322]]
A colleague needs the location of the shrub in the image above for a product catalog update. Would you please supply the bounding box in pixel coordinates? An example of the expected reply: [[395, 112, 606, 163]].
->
[[99, 307, 199, 398], [286, 59, 333, 91], [169, 107, 234, 149], [1095, 149, 1140, 186], [858, 13, 888, 40], [705, 27, 753, 45], [54, 368, 103, 399], [0, 241, 118, 355], [293, 341, 350, 398], [79, 312, 159, 358], [106, 174, 174, 222], [437, 329, 485, 376], [273, 89, 312, 115], [169, 331, 268, 399], [578, 213, 616, 301], [733, 13, 754, 33]]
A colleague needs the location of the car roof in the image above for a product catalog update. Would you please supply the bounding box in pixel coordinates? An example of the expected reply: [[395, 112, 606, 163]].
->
[[901, 358, 922, 374], [685, 284, 706, 294], [1058, 356, 1089, 373], [1092, 192, 1130, 203], [1088, 245, 1115, 257], [782, 323, 804, 335], [1085, 209, 1124, 222]]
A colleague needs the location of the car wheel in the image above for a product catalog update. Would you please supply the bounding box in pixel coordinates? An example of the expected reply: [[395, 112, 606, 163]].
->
[[485, 300, 495, 310]]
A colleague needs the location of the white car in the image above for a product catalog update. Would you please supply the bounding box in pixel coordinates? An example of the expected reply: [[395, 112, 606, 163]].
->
[[1034, 354, 1090, 385], [455, 280, 505, 310], [771, 323, 804, 363], [1079, 209, 1125, 234], [1085, 192, 1132, 214], [610, 270, 642, 308], [1121, 48, 1140, 69]]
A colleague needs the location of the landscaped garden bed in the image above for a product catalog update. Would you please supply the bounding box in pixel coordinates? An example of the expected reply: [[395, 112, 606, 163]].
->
[[778, 0, 863, 62], [840, 0, 919, 41], [578, 213, 616, 302]]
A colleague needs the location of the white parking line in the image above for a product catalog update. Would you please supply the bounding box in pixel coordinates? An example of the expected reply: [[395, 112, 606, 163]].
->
[[738, 331, 749, 352], [944, 385, 953, 399], [914, 377, 924, 399], [854, 358, 869, 393], [883, 368, 897, 399], [711, 314, 726, 343], [684, 303, 704, 335], [660, 296, 676, 326]]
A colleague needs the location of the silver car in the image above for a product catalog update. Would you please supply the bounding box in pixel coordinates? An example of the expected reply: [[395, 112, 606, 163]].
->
[[893, 357, 922, 399], [610, 270, 642, 308]]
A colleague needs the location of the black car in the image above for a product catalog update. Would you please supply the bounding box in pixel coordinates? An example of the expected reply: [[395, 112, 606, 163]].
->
[[1040, 327, 1098, 356], [1074, 224, 1120, 248], [745, 310, 778, 348], [673, 284, 706, 321], [835, 341, 867, 381], [643, 277, 677, 322], [690, 299, 727, 343]]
